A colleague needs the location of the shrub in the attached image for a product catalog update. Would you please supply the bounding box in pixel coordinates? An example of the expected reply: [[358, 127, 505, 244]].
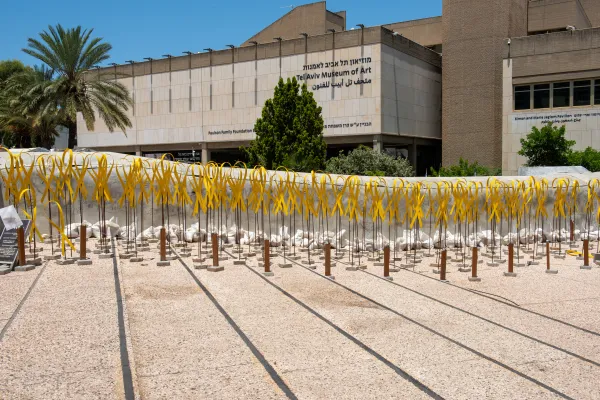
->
[[430, 158, 500, 177], [518, 122, 574, 166], [243, 77, 326, 172], [568, 147, 600, 172], [325, 146, 414, 177]]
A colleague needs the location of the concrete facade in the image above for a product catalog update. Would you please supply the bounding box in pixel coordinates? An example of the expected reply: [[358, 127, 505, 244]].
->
[[441, 0, 528, 169], [528, 0, 592, 33], [78, 0, 600, 175], [242, 2, 346, 47], [502, 27, 600, 175], [382, 17, 443, 49], [79, 26, 441, 173]]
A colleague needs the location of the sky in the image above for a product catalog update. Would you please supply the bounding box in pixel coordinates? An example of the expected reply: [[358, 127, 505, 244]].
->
[[1, 0, 441, 67]]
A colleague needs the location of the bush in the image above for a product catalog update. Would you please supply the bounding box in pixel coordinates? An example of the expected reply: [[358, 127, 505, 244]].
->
[[518, 122, 574, 166], [568, 147, 600, 172], [243, 77, 326, 172], [325, 146, 414, 177], [430, 158, 500, 177]]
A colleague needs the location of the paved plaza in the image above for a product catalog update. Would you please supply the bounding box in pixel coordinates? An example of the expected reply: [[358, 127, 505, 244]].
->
[[1, 240, 599, 399]]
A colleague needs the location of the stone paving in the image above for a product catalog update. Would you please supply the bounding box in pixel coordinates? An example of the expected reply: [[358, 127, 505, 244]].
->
[[1, 239, 599, 399]]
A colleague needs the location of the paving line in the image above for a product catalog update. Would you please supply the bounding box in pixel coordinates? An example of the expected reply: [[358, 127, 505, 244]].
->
[[358, 269, 600, 368], [174, 253, 298, 400], [327, 256, 600, 367], [110, 239, 135, 400], [0, 263, 47, 343], [273, 254, 576, 400], [397, 263, 600, 337], [239, 262, 444, 400]]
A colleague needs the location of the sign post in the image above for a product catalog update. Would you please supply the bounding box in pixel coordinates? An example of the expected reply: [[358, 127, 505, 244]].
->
[[0, 219, 32, 272]]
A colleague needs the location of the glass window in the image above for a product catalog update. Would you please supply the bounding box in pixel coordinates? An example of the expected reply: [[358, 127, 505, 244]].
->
[[573, 80, 591, 106], [514, 85, 531, 110], [533, 84, 550, 109], [595, 80, 600, 105], [553, 82, 570, 108]]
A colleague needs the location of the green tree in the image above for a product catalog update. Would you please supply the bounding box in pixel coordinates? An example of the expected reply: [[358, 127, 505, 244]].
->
[[518, 122, 574, 167], [431, 158, 501, 177], [0, 60, 30, 144], [568, 147, 600, 172], [0, 65, 60, 149], [0, 60, 28, 87], [244, 77, 326, 172], [23, 24, 132, 148], [325, 145, 414, 177]]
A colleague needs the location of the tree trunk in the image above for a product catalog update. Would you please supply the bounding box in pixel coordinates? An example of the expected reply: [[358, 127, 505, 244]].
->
[[67, 119, 77, 149]]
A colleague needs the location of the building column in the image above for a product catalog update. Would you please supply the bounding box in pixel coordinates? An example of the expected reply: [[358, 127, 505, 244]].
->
[[201, 143, 211, 164], [373, 135, 383, 153], [409, 139, 417, 168], [135, 146, 142, 157]]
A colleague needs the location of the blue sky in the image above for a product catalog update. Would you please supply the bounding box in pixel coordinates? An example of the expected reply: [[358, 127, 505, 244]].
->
[[1, 0, 441, 67]]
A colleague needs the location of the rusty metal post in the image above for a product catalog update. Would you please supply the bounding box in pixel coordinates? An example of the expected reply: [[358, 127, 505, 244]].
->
[[470, 247, 479, 281], [79, 225, 87, 259], [440, 249, 447, 281], [505, 243, 516, 276], [545, 241, 557, 273], [160, 227, 167, 262], [581, 239, 592, 270], [324, 243, 331, 277], [211, 233, 219, 266], [383, 245, 390, 278], [17, 226, 25, 266], [264, 239, 271, 273], [570, 220, 575, 242]]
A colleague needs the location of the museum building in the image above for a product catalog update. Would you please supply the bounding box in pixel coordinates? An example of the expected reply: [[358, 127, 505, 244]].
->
[[80, 1, 600, 176]]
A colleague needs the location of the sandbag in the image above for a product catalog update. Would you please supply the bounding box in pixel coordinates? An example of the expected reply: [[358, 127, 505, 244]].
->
[[502, 233, 518, 246], [270, 234, 282, 247], [184, 228, 201, 243], [279, 226, 290, 241], [478, 230, 501, 246], [64, 223, 80, 239]]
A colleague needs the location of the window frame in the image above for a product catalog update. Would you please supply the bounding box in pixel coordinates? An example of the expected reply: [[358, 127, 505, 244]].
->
[[573, 79, 592, 107], [533, 83, 551, 110], [513, 79, 600, 111], [514, 84, 532, 111], [552, 81, 571, 109]]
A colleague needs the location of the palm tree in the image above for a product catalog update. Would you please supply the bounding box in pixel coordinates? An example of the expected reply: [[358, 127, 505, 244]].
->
[[23, 24, 132, 148], [0, 65, 60, 149]]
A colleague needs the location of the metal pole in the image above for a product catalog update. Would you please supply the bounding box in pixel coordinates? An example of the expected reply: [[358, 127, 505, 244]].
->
[[505, 243, 516, 277], [440, 249, 447, 281], [17, 226, 25, 266], [211, 232, 219, 267], [80, 225, 87, 259], [383, 245, 390, 279], [264, 239, 271, 274], [324, 243, 332, 277]]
